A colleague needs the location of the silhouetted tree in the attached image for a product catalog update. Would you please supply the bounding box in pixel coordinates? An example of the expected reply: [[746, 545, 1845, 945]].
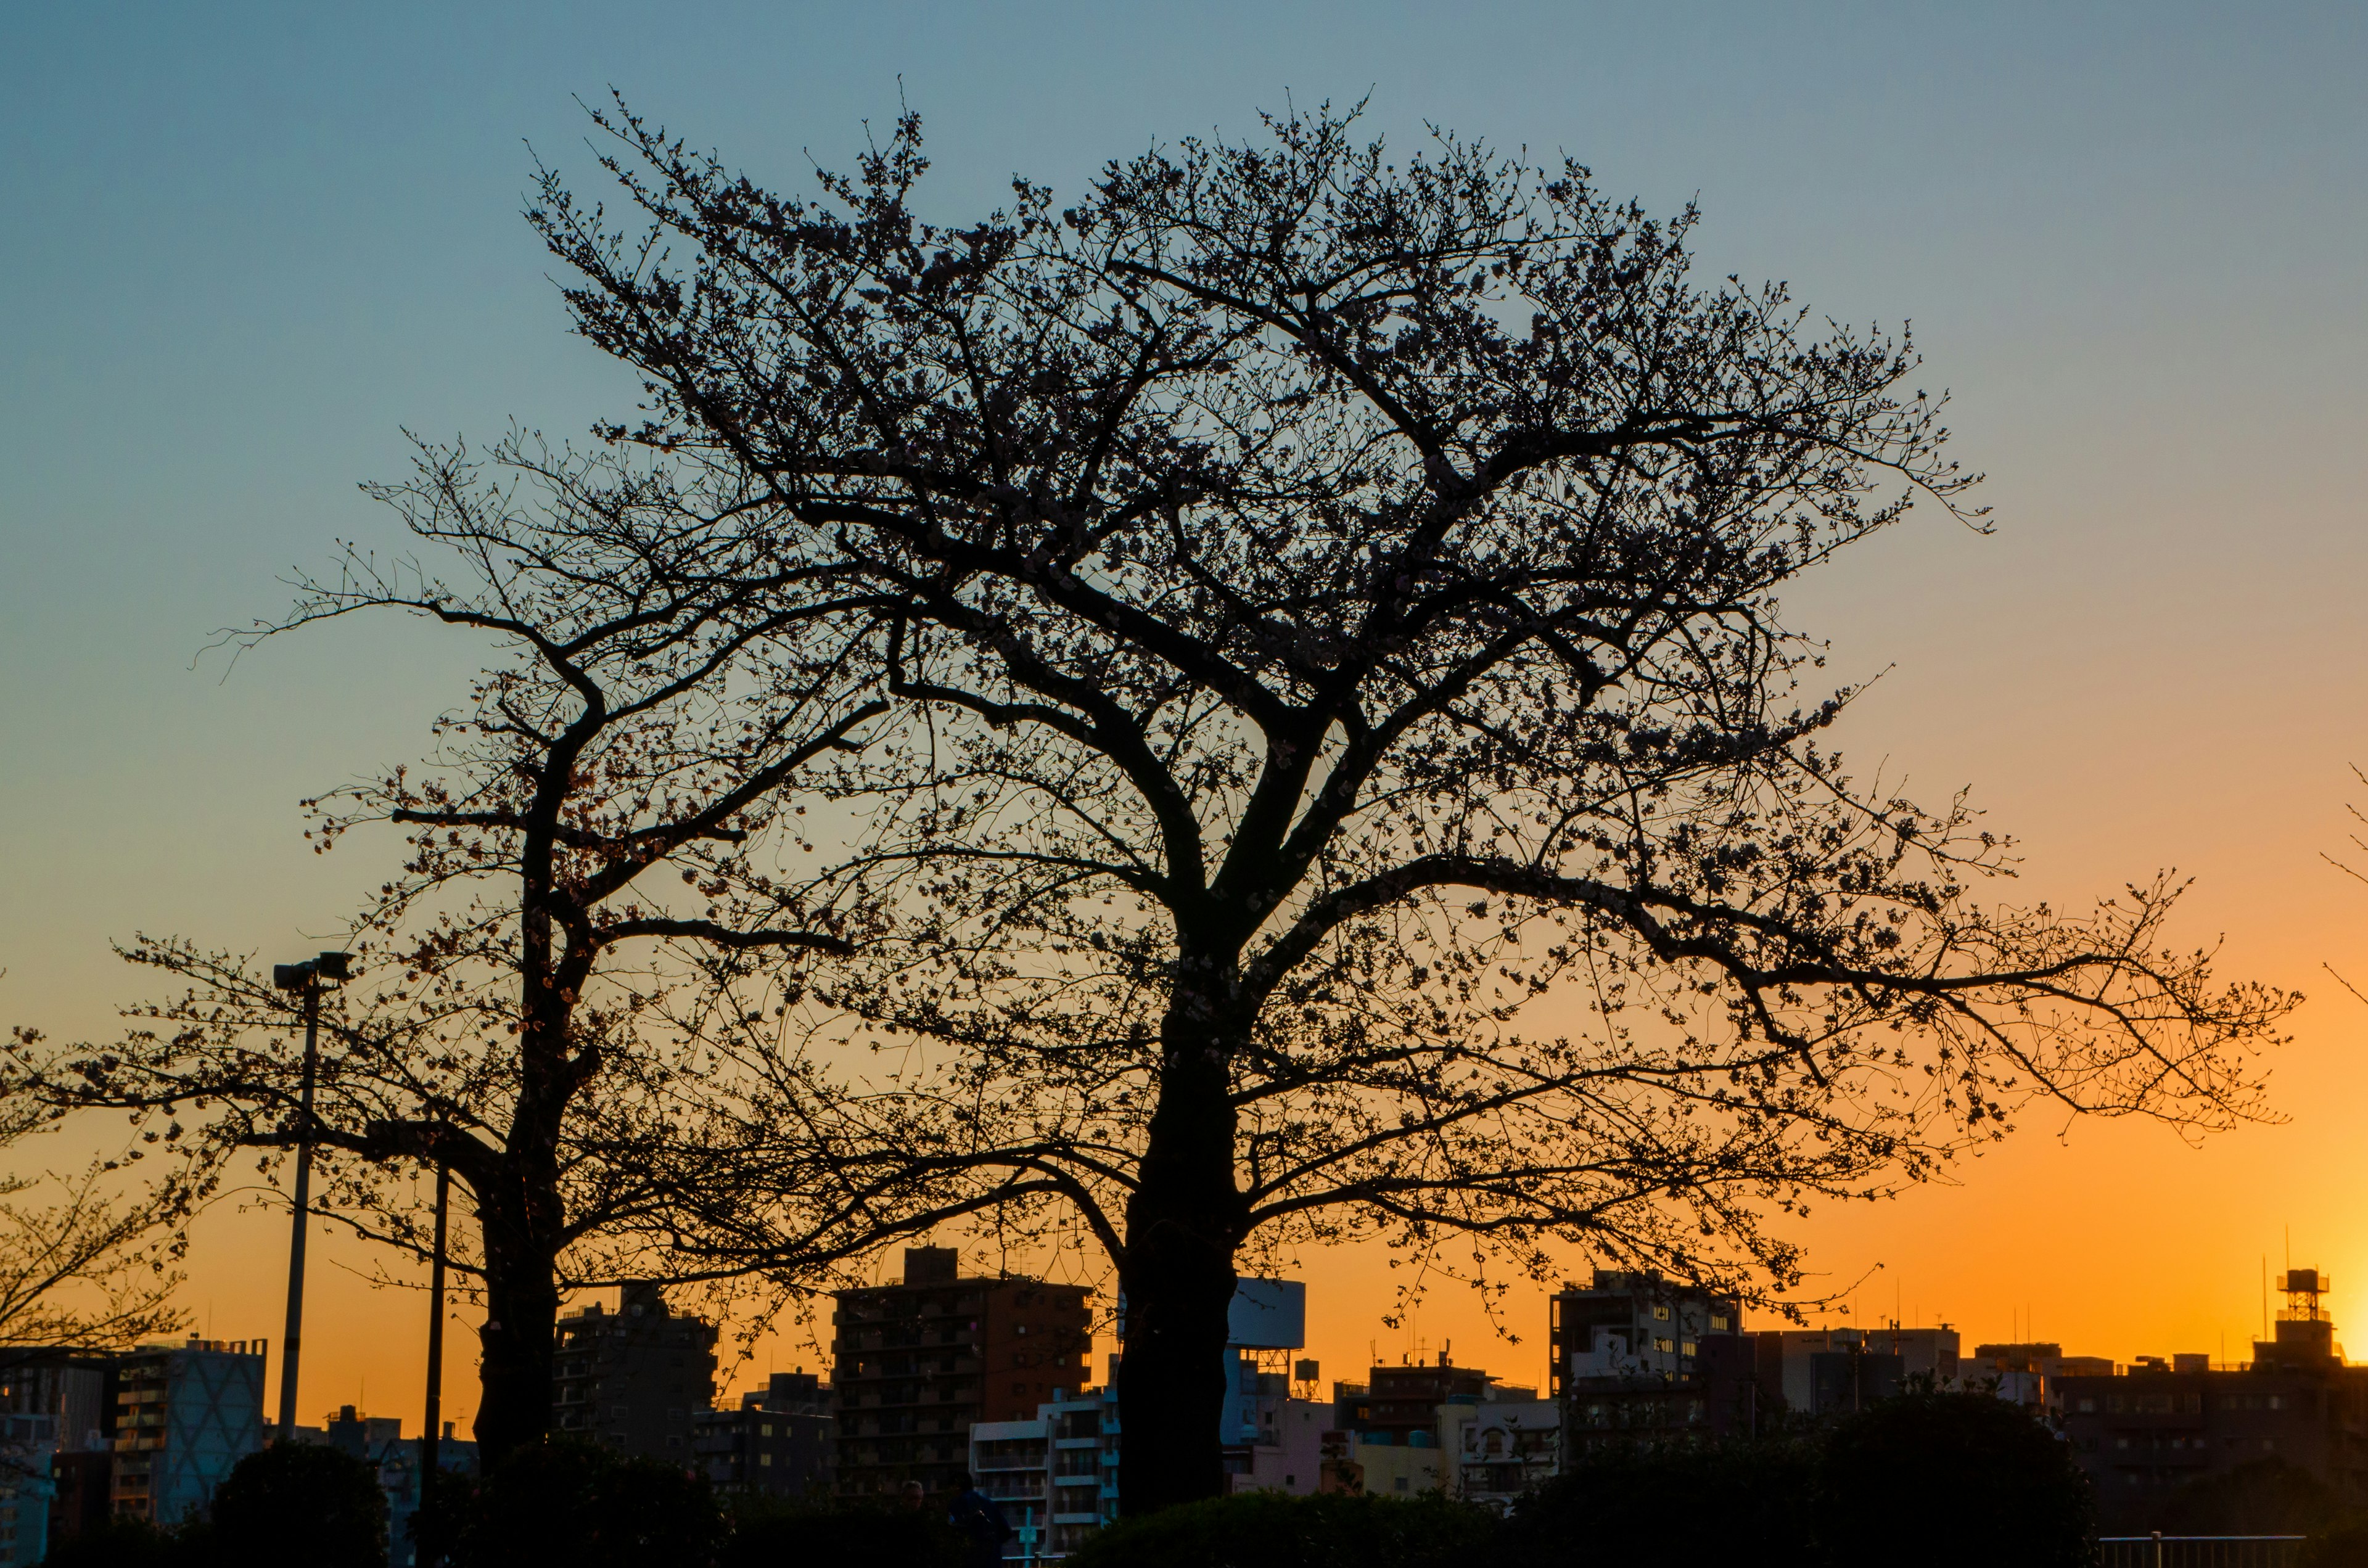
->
[[204, 1442, 388, 1568], [0, 1082, 184, 1350], [531, 101, 2293, 1509], [14, 438, 892, 1463]]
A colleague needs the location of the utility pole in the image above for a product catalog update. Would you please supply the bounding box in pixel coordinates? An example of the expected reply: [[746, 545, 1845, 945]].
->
[[421, 1160, 450, 1568], [271, 950, 349, 1441]]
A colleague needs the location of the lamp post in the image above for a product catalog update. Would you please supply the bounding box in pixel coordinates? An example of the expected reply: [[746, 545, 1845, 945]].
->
[[270, 950, 350, 1442]]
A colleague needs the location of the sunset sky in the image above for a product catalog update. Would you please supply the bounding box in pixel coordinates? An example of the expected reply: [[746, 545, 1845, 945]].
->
[[4, 1, 2366, 1435]]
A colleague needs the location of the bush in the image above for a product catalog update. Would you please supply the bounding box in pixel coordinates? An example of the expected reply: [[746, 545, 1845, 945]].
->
[[2304, 1516, 2368, 1568], [1817, 1391, 2093, 1568], [2158, 1458, 2343, 1537], [1064, 1491, 1498, 1568], [1504, 1439, 1822, 1568], [38, 1517, 181, 1568], [200, 1441, 388, 1568], [446, 1440, 723, 1568], [721, 1495, 967, 1567]]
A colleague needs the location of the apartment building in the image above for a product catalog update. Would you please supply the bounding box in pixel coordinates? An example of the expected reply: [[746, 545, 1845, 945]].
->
[[552, 1283, 720, 1464], [831, 1247, 1093, 1500]]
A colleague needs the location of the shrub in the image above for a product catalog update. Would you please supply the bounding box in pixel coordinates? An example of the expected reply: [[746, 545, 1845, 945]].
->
[[200, 1441, 388, 1568], [1817, 1391, 2093, 1568], [38, 1517, 182, 1568], [2158, 1458, 2343, 1537], [1064, 1490, 1498, 1568], [446, 1440, 723, 1568], [2303, 1516, 2368, 1568], [721, 1495, 967, 1567], [1503, 1439, 1822, 1568]]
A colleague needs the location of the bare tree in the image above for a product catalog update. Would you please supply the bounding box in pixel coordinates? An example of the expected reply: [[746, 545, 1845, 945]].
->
[[0, 1074, 186, 1351], [524, 100, 2295, 1509], [14, 437, 890, 1463]]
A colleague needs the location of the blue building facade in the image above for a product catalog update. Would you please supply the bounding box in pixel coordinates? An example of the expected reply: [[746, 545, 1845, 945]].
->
[[110, 1339, 265, 1526]]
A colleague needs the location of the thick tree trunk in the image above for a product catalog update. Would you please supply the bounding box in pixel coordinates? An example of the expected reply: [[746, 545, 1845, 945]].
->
[[471, 1223, 560, 1469], [1116, 998, 1246, 1515]]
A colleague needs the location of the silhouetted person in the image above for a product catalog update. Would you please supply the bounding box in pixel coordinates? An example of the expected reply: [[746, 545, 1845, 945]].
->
[[947, 1470, 1011, 1567]]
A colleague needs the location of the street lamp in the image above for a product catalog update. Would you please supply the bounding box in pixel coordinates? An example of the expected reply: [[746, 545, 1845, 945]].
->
[[271, 950, 349, 1442]]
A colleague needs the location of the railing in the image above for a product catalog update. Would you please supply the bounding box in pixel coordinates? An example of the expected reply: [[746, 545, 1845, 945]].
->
[[2099, 1536, 2306, 1568]]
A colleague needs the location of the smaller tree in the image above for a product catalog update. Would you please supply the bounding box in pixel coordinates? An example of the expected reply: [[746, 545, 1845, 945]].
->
[[15, 435, 895, 1464], [0, 1069, 184, 1350], [204, 1443, 388, 1568]]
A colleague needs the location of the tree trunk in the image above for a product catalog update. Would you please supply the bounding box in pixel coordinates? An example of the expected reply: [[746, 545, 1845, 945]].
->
[[1116, 999, 1246, 1514], [471, 1221, 560, 1468]]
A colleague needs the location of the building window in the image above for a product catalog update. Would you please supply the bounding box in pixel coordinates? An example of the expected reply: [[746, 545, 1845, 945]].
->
[[760, 1453, 773, 1467], [1653, 1306, 1671, 1321]]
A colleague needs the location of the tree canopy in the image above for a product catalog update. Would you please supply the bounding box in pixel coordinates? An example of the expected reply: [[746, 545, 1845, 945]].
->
[[525, 100, 2291, 1508]]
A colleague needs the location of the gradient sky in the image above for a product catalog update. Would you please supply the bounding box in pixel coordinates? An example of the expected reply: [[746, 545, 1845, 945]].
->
[[5, 1, 2366, 1434]]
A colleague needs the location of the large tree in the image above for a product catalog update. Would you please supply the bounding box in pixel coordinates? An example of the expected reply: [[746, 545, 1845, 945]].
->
[[19, 437, 887, 1461], [529, 103, 2291, 1509]]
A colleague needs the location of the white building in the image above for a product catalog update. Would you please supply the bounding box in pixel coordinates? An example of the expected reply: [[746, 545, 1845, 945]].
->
[[969, 1381, 1119, 1562], [1437, 1397, 1561, 1510]]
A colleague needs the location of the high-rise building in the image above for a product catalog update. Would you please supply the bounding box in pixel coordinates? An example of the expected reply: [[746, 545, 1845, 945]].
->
[[694, 1371, 832, 1496], [109, 1338, 266, 1526], [831, 1247, 1093, 1501], [552, 1283, 720, 1465]]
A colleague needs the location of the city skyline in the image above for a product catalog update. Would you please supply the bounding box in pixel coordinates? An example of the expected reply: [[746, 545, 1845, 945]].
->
[[5, 0, 2367, 1450]]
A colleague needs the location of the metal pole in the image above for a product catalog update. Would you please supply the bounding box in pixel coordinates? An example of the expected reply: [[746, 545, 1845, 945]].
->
[[276, 977, 320, 1440], [421, 1161, 449, 1568]]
